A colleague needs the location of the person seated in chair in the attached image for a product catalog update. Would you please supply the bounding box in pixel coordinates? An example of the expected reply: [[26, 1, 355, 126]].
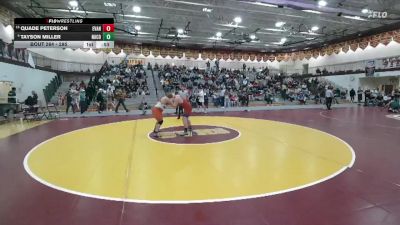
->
[[4, 87, 17, 118], [264, 91, 274, 105], [7, 87, 16, 104], [24, 91, 38, 112], [298, 91, 306, 105], [387, 96, 400, 113]]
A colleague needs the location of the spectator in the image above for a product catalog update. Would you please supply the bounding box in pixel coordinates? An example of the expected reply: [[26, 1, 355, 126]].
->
[[65, 89, 75, 114], [24, 91, 38, 112], [79, 89, 87, 114], [387, 96, 399, 113], [96, 89, 106, 113], [357, 87, 363, 104], [4, 87, 17, 118], [197, 87, 206, 113], [79, 81, 86, 90], [7, 87, 17, 103], [115, 88, 129, 113], [350, 88, 356, 103], [106, 86, 115, 112]]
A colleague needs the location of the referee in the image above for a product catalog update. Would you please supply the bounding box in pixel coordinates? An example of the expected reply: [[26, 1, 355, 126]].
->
[[325, 86, 334, 110]]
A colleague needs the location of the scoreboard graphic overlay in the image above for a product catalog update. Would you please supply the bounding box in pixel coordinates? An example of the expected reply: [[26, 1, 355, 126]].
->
[[14, 18, 114, 49]]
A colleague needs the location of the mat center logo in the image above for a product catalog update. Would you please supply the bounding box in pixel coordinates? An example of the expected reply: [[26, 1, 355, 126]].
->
[[149, 125, 240, 144]]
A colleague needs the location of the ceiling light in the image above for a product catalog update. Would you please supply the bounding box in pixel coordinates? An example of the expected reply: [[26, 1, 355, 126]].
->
[[275, 21, 286, 27], [177, 28, 184, 34], [302, 10, 322, 14], [234, 17, 242, 23], [104, 2, 116, 7], [134, 25, 141, 31], [318, 0, 327, 7], [68, 0, 79, 7], [216, 32, 222, 37], [202, 7, 212, 12], [273, 37, 287, 45], [132, 6, 141, 13], [251, 2, 278, 8], [265, 28, 284, 32], [343, 15, 366, 21], [218, 23, 246, 28], [250, 34, 256, 40], [300, 31, 321, 36], [124, 14, 153, 19], [311, 26, 319, 31], [361, 8, 369, 14], [208, 37, 227, 41]]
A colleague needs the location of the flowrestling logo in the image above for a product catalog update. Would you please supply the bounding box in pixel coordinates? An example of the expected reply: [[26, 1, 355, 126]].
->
[[149, 125, 240, 144], [368, 10, 388, 19]]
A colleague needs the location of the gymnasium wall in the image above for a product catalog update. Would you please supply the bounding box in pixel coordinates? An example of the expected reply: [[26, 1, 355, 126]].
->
[[25, 40, 400, 75], [320, 69, 400, 93], [321, 74, 364, 92], [280, 41, 400, 74], [0, 62, 57, 104], [359, 76, 400, 91], [28, 48, 108, 64]]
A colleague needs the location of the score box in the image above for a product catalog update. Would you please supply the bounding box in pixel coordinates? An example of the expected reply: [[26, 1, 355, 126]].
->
[[103, 32, 114, 41], [83, 41, 95, 48], [95, 41, 114, 49], [102, 24, 114, 32]]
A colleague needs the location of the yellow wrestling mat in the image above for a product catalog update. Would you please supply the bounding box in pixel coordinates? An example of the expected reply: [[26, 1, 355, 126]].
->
[[24, 116, 354, 203], [0, 120, 49, 139]]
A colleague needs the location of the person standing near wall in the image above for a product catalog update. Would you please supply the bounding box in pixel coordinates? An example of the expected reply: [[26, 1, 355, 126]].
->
[[325, 86, 334, 110], [357, 87, 363, 104], [7, 87, 16, 104], [79, 89, 87, 114], [65, 89, 75, 114], [4, 87, 17, 118], [350, 88, 356, 103], [115, 87, 129, 113], [197, 87, 206, 113]]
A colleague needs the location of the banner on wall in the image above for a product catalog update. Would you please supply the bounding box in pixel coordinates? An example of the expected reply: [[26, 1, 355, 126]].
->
[[342, 42, 350, 53], [382, 57, 400, 68], [365, 60, 376, 77], [142, 47, 150, 56], [128, 59, 144, 65]]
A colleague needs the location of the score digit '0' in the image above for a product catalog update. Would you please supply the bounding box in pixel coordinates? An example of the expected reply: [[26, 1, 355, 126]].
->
[[102, 24, 114, 32], [103, 32, 114, 41]]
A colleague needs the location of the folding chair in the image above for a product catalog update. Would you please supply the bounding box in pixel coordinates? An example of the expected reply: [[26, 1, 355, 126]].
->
[[37, 105, 50, 120], [22, 105, 40, 121], [46, 103, 60, 119]]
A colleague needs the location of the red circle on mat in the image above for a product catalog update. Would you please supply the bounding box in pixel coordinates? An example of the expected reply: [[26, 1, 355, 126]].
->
[[149, 125, 240, 144]]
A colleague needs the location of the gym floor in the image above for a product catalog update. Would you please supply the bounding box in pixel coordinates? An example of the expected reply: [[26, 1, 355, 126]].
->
[[1, 106, 399, 225]]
